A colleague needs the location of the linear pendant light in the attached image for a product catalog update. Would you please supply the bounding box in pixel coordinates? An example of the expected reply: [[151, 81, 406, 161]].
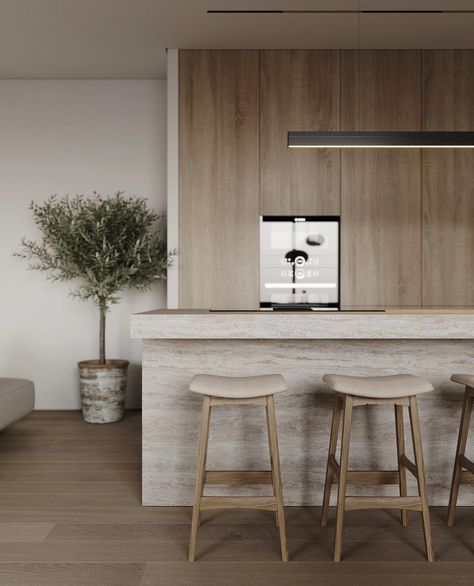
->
[[288, 131, 474, 149], [281, 4, 474, 150]]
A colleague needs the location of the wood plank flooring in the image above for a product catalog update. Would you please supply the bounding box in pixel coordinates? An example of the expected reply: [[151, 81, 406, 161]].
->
[[0, 411, 472, 585]]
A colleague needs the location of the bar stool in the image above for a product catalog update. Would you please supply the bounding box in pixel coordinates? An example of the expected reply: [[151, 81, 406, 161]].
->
[[447, 374, 474, 526], [321, 373, 435, 562], [188, 373, 288, 562]]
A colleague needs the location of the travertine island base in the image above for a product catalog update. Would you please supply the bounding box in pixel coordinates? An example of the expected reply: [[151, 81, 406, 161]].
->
[[131, 309, 474, 506]]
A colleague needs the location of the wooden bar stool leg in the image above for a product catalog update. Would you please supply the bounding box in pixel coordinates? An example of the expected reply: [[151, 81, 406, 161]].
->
[[321, 395, 342, 527], [189, 395, 211, 562], [395, 404, 409, 527], [447, 388, 473, 526], [266, 395, 289, 562], [265, 403, 279, 527], [334, 395, 353, 562], [408, 396, 434, 562]]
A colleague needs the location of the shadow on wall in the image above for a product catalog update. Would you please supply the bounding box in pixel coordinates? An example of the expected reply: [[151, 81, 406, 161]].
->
[[126, 362, 143, 410]]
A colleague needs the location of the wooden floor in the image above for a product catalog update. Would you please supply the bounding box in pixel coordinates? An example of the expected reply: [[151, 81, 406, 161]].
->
[[0, 412, 472, 585]]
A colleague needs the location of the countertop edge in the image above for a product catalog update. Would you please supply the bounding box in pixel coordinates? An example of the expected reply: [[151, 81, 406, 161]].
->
[[130, 311, 474, 340]]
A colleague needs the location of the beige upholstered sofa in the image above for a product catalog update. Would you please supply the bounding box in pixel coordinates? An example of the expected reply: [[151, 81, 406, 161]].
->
[[0, 379, 34, 430]]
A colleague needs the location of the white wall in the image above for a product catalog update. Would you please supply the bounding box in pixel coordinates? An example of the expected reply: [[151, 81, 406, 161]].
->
[[0, 79, 167, 409], [166, 49, 179, 308]]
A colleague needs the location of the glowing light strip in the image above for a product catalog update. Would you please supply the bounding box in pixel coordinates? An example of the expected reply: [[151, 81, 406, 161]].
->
[[207, 10, 474, 14], [289, 145, 474, 149], [265, 283, 336, 289]]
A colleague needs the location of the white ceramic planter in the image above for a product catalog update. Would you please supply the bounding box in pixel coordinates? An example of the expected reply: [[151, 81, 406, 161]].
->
[[78, 359, 129, 424]]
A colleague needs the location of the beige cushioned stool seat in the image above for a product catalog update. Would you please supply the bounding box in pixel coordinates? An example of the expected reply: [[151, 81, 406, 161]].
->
[[322, 374, 433, 399], [0, 379, 35, 431], [189, 374, 287, 399], [451, 374, 474, 387]]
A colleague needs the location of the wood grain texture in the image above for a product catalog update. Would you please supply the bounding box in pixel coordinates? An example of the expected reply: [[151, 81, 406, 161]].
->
[[344, 496, 423, 512], [266, 394, 289, 561], [260, 50, 341, 215], [140, 560, 474, 586], [0, 564, 144, 586], [179, 50, 260, 310], [408, 396, 435, 561], [0, 412, 474, 583], [178, 49, 474, 310], [334, 395, 353, 561], [422, 50, 474, 306], [341, 50, 422, 307], [190, 394, 288, 562], [324, 393, 434, 562], [0, 411, 146, 584], [321, 396, 342, 527], [448, 387, 474, 525], [339, 470, 400, 485], [459, 455, 474, 475], [200, 496, 278, 511], [341, 51, 421, 132], [189, 395, 211, 561], [401, 455, 419, 481], [395, 404, 409, 526], [205, 470, 273, 485]]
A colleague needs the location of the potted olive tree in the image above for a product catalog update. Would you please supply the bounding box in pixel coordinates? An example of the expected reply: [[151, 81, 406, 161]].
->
[[16, 192, 172, 424]]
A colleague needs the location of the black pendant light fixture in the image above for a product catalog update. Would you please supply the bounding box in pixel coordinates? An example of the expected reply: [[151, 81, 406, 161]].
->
[[288, 131, 474, 149], [283, 4, 474, 150]]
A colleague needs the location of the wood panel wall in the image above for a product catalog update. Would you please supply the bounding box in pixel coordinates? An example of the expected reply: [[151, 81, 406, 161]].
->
[[179, 49, 474, 309], [179, 50, 260, 309], [341, 51, 422, 307], [422, 51, 474, 306], [260, 50, 341, 215]]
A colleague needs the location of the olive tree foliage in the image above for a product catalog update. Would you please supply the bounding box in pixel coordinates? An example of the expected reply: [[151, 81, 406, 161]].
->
[[16, 192, 172, 364]]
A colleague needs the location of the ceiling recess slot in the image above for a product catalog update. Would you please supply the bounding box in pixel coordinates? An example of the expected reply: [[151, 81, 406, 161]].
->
[[207, 10, 474, 14]]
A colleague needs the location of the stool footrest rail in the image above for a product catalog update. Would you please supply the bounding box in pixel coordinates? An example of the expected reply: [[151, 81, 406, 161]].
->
[[205, 470, 273, 485], [200, 496, 278, 511]]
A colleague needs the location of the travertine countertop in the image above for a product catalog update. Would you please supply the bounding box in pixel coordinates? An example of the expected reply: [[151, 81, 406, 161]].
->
[[131, 308, 474, 340]]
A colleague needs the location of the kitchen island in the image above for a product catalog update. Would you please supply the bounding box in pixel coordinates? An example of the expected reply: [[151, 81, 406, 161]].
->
[[131, 309, 474, 506]]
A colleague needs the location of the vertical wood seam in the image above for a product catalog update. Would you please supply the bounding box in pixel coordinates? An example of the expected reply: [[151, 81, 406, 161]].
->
[[258, 50, 262, 217], [339, 49, 343, 303], [420, 50, 424, 307]]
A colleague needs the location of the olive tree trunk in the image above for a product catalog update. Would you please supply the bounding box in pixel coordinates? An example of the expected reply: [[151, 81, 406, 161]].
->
[[99, 307, 106, 364]]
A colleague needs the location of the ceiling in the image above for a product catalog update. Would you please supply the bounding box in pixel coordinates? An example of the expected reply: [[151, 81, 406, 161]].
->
[[0, 0, 473, 79]]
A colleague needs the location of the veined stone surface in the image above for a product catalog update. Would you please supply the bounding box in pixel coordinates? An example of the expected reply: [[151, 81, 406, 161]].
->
[[131, 310, 474, 340], [141, 337, 474, 506]]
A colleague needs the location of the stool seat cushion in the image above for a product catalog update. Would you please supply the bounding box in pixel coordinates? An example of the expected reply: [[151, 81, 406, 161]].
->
[[189, 374, 287, 398], [322, 374, 433, 399], [451, 374, 474, 387], [0, 378, 35, 431]]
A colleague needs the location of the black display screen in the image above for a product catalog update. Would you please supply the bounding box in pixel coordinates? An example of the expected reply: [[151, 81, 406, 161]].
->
[[260, 216, 340, 310]]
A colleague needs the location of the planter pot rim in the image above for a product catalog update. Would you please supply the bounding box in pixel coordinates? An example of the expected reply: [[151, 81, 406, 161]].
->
[[78, 359, 129, 369]]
